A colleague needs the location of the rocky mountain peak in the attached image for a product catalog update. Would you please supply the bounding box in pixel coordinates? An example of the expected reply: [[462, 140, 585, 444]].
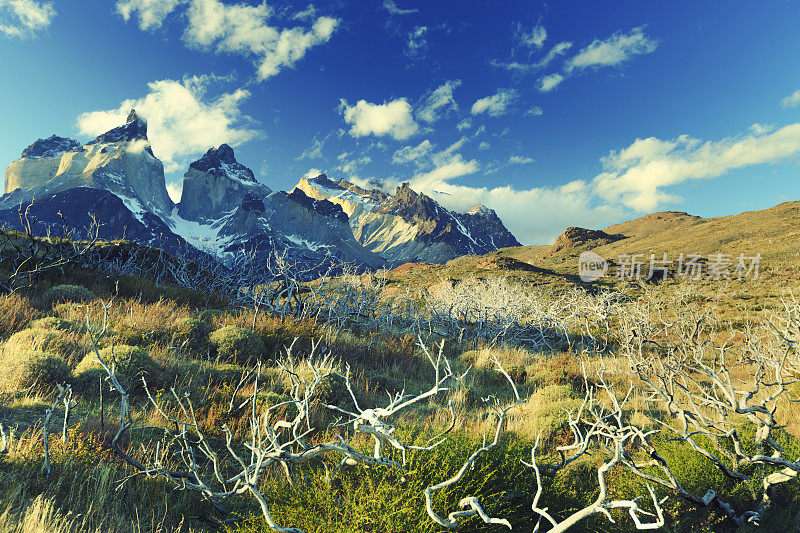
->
[[308, 173, 340, 189], [467, 205, 497, 219], [88, 109, 148, 145], [189, 144, 256, 183], [20, 135, 81, 159]]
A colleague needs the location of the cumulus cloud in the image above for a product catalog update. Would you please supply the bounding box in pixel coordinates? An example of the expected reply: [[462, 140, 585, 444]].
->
[[509, 155, 534, 164], [118, 0, 339, 81], [383, 0, 418, 15], [183, 0, 339, 80], [525, 106, 543, 117], [592, 124, 800, 211], [115, 0, 184, 30], [339, 97, 419, 140], [0, 0, 55, 38], [471, 88, 517, 117], [76, 75, 261, 173], [566, 26, 657, 72], [782, 90, 800, 109], [538, 73, 564, 92], [515, 22, 546, 48], [417, 80, 460, 123]]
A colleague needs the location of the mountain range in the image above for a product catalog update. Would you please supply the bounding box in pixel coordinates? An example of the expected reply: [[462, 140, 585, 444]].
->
[[0, 110, 519, 270]]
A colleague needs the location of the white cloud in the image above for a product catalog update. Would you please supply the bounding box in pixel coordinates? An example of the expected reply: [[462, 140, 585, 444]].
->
[[417, 80, 460, 123], [76, 75, 261, 173], [525, 106, 543, 117], [405, 25, 427, 60], [302, 167, 324, 180], [0, 0, 55, 38], [515, 22, 546, 48], [566, 26, 657, 72], [478, 141, 490, 150], [491, 41, 572, 73], [115, 0, 184, 30], [392, 139, 432, 165], [538, 73, 564, 92], [339, 97, 419, 140], [509, 155, 534, 164], [456, 118, 472, 131], [383, 0, 418, 15], [782, 90, 800, 109], [592, 124, 800, 211], [116, 0, 339, 81], [471, 88, 517, 117], [166, 180, 183, 202], [297, 136, 324, 160], [292, 3, 317, 21], [337, 152, 371, 176]]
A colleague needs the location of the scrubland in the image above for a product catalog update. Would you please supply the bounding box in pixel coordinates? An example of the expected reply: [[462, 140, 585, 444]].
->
[[1, 237, 800, 532]]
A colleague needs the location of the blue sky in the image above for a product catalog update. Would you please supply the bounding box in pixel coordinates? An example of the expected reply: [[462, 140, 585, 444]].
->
[[2, 0, 800, 244]]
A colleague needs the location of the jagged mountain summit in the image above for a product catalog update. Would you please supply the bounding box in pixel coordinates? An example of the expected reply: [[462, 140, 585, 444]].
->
[[294, 174, 520, 265], [172, 145, 381, 268], [0, 111, 382, 269]]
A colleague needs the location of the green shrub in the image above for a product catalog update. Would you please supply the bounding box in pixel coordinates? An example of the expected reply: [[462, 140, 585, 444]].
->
[[5, 328, 84, 367], [41, 284, 95, 308], [74, 345, 162, 394], [0, 349, 70, 391], [29, 317, 85, 333], [209, 326, 265, 363], [171, 317, 211, 355]]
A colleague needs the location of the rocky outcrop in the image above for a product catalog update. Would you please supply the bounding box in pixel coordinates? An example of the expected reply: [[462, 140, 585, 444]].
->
[[293, 175, 520, 265], [550, 227, 625, 254]]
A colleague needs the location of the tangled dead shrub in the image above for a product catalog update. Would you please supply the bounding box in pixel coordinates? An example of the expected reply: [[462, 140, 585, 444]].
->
[[74, 345, 162, 394], [0, 349, 70, 391], [41, 284, 95, 309], [209, 326, 265, 364]]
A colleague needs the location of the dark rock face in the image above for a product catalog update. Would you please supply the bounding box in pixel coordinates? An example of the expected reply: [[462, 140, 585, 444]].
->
[[87, 109, 149, 145], [189, 144, 256, 182], [286, 188, 348, 223], [376, 183, 520, 254], [21, 135, 81, 159], [0, 188, 185, 253], [240, 192, 265, 213], [551, 226, 625, 253]]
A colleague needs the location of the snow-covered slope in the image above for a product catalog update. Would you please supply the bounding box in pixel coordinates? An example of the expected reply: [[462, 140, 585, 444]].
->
[[293, 175, 520, 265]]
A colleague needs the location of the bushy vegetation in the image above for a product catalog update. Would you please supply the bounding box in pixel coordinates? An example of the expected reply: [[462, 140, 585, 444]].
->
[[209, 325, 266, 363], [73, 344, 163, 395], [0, 349, 70, 391], [40, 284, 95, 309], [4, 328, 84, 367]]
